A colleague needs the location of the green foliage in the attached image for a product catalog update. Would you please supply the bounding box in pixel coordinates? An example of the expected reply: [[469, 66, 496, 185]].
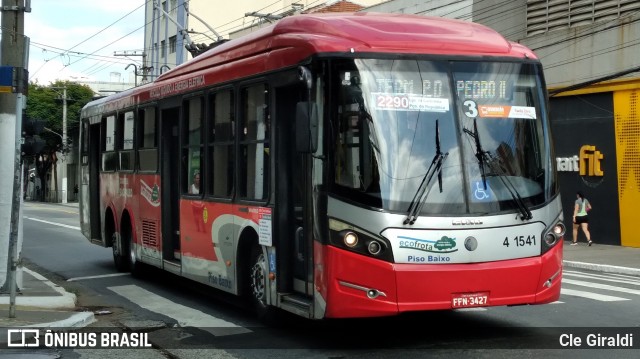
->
[[25, 80, 95, 154]]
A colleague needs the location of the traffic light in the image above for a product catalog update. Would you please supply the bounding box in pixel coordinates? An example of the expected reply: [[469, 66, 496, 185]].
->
[[22, 118, 46, 156]]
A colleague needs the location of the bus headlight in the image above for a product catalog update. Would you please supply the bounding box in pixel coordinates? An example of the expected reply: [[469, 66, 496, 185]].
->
[[553, 222, 566, 237], [367, 241, 382, 255], [329, 219, 394, 262], [344, 232, 358, 247], [541, 217, 565, 255], [544, 233, 557, 245]]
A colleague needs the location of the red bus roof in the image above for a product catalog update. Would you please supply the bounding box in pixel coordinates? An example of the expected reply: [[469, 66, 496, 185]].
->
[[161, 12, 534, 82], [83, 12, 537, 115]]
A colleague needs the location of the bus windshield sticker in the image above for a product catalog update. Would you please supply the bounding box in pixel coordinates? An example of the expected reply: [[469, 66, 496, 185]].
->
[[478, 105, 536, 119], [371, 93, 450, 112]]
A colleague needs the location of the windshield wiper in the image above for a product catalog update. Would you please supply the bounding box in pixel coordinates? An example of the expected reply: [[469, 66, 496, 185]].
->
[[463, 118, 532, 221], [463, 119, 488, 191], [404, 120, 449, 225]]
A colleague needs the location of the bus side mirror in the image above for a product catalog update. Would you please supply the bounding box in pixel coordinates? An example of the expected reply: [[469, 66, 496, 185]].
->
[[295, 101, 318, 153]]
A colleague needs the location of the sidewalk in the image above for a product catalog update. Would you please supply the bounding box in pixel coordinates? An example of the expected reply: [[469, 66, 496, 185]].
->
[[0, 239, 638, 344], [0, 267, 95, 346]]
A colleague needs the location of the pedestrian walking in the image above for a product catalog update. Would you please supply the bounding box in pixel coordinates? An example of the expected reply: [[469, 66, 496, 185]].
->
[[571, 191, 593, 246]]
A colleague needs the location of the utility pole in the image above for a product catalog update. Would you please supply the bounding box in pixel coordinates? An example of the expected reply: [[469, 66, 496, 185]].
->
[[0, 0, 30, 318], [51, 86, 67, 203]]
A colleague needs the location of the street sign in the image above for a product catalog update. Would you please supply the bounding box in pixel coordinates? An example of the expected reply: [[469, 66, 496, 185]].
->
[[0, 66, 28, 94], [0, 66, 13, 93]]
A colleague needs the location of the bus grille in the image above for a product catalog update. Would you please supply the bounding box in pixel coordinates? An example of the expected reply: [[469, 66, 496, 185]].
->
[[141, 219, 158, 246]]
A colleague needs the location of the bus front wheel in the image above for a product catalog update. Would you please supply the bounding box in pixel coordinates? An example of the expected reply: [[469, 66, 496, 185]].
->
[[247, 245, 276, 321]]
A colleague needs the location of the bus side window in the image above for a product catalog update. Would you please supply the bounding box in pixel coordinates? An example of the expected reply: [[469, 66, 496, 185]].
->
[[183, 97, 203, 195], [239, 83, 269, 201], [137, 107, 158, 172], [209, 89, 235, 197]]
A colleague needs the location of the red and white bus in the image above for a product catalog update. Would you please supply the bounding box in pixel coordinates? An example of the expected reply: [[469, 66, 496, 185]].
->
[[79, 12, 565, 320]]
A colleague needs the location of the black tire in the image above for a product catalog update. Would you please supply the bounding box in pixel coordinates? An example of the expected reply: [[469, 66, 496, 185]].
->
[[112, 232, 129, 272], [247, 245, 277, 322], [122, 224, 144, 277]]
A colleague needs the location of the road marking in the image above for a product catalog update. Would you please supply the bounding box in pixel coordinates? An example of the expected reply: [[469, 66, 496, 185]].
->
[[24, 203, 78, 214], [107, 284, 251, 335], [564, 271, 640, 286], [563, 278, 640, 295], [24, 216, 80, 231], [561, 288, 630, 301], [68, 273, 130, 281]]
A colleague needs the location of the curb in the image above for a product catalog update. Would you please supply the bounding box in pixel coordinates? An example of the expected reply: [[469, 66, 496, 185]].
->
[[0, 268, 76, 309], [33, 311, 96, 328], [563, 260, 640, 276], [0, 312, 95, 347]]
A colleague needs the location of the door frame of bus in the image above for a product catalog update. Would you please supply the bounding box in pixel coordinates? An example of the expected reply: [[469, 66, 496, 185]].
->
[[159, 100, 182, 270], [271, 68, 316, 298]]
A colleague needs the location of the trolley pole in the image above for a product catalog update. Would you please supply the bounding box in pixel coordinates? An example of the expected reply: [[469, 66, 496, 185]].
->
[[0, 0, 30, 318]]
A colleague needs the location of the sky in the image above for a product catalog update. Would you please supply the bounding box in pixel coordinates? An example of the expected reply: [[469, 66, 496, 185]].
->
[[22, 0, 146, 85]]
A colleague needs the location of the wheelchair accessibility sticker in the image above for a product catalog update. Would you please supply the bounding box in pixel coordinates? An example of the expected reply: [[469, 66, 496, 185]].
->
[[472, 180, 492, 202]]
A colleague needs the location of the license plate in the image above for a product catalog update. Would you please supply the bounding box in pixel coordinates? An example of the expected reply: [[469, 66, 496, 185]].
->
[[451, 292, 489, 308]]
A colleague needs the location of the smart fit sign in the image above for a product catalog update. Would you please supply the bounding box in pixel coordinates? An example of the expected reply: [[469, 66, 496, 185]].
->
[[556, 145, 604, 176]]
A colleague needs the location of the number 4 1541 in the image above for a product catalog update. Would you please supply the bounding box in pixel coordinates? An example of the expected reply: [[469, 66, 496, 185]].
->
[[503, 235, 536, 247]]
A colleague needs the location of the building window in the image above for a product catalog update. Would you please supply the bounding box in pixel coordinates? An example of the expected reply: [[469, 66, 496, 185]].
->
[[160, 40, 166, 58], [170, 0, 177, 15], [169, 36, 177, 54]]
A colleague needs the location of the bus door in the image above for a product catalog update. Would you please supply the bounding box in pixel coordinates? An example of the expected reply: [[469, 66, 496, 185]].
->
[[274, 79, 314, 300], [80, 119, 102, 244], [160, 106, 182, 270]]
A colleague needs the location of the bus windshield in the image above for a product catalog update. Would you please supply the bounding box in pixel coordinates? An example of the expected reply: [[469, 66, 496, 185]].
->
[[330, 58, 555, 216]]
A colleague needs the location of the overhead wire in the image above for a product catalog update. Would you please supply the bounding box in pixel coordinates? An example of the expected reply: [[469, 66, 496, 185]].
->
[[27, 1, 149, 81]]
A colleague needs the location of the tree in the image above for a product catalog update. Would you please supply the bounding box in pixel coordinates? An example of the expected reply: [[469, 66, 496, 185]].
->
[[25, 81, 95, 201]]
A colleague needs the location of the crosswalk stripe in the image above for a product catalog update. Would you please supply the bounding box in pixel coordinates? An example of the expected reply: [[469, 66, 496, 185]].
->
[[561, 288, 630, 301], [563, 278, 640, 295], [564, 271, 640, 286], [108, 284, 251, 335]]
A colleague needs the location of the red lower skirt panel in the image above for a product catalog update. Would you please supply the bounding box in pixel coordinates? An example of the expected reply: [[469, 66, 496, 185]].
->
[[323, 244, 562, 318]]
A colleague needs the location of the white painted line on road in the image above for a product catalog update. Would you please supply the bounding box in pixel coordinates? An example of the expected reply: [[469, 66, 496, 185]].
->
[[107, 284, 252, 333], [564, 260, 640, 277], [68, 273, 131, 282], [563, 278, 640, 295], [564, 271, 640, 286], [561, 288, 629, 302], [24, 216, 81, 231]]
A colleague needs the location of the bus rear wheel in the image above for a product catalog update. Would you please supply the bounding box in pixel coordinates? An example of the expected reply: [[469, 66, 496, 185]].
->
[[112, 232, 129, 272]]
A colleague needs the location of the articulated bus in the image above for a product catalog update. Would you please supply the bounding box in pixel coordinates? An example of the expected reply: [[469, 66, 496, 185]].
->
[[79, 12, 565, 320]]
